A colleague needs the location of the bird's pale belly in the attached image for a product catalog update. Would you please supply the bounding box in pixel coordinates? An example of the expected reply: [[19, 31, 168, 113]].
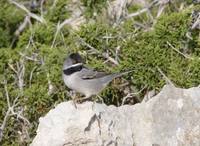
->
[[63, 73, 105, 97]]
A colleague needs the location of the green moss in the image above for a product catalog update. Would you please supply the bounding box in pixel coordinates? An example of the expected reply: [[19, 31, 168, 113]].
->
[[45, 0, 71, 22], [0, 28, 11, 48], [127, 4, 142, 13], [0, 0, 25, 47], [81, 0, 107, 18], [121, 9, 199, 90], [17, 22, 55, 48], [127, 3, 151, 23]]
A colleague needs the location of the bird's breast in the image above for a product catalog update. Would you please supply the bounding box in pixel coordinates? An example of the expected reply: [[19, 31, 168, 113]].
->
[[63, 72, 109, 97], [63, 73, 78, 89]]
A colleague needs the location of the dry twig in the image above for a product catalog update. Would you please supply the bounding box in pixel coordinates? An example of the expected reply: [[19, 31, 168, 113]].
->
[[75, 34, 119, 65], [0, 79, 30, 142], [167, 41, 193, 60], [15, 15, 31, 37], [51, 17, 77, 48], [142, 89, 156, 103], [126, 0, 158, 19], [191, 13, 200, 30], [9, 0, 46, 24], [121, 85, 147, 105], [156, 66, 174, 86]]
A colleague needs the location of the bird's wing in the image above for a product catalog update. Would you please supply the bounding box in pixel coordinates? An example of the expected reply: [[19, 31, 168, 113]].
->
[[80, 67, 108, 80]]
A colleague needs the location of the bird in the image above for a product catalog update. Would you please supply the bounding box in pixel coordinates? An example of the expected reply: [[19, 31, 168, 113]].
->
[[62, 53, 132, 102]]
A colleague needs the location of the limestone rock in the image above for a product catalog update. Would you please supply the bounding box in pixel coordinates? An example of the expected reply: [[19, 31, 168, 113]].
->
[[31, 85, 200, 146]]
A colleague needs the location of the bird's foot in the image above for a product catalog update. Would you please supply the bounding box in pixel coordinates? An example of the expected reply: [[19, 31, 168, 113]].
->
[[75, 96, 92, 103], [72, 99, 77, 109]]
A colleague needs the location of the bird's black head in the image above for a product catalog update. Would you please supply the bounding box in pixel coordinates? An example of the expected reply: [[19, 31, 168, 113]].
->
[[63, 53, 84, 75], [63, 53, 84, 68], [68, 53, 84, 64]]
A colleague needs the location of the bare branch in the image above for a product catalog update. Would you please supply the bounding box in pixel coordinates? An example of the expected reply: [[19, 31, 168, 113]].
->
[[0, 79, 30, 142], [51, 17, 80, 48], [102, 52, 119, 65], [156, 66, 174, 86], [142, 89, 156, 103], [8, 63, 18, 74], [115, 46, 120, 62], [9, 0, 46, 24], [74, 34, 119, 65], [4, 80, 11, 108], [29, 66, 37, 87], [121, 85, 147, 105], [18, 52, 39, 62], [126, 0, 158, 19], [156, 4, 166, 18], [10, 110, 30, 125], [167, 41, 193, 60], [126, 8, 149, 19], [191, 13, 200, 30], [40, 0, 46, 17], [14, 15, 31, 37], [0, 109, 11, 142]]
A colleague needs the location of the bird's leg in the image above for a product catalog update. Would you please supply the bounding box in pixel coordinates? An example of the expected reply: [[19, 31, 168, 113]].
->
[[72, 99, 77, 108], [69, 90, 77, 108], [78, 96, 92, 103]]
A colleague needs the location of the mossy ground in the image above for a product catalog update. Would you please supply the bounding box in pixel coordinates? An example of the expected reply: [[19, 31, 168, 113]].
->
[[0, 0, 200, 145]]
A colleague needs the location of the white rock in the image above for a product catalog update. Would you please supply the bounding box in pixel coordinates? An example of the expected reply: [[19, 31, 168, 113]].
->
[[31, 85, 200, 146]]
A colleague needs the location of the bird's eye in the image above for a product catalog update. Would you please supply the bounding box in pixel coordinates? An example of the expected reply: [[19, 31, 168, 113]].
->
[[72, 59, 77, 64]]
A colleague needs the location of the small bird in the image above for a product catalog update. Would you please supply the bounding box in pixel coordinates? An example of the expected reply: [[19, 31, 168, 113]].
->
[[62, 53, 131, 101]]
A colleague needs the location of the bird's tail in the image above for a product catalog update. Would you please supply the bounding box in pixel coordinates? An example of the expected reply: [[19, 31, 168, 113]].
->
[[100, 70, 133, 85]]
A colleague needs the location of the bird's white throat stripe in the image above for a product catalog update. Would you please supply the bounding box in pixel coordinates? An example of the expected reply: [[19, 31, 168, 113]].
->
[[64, 63, 83, 70]]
